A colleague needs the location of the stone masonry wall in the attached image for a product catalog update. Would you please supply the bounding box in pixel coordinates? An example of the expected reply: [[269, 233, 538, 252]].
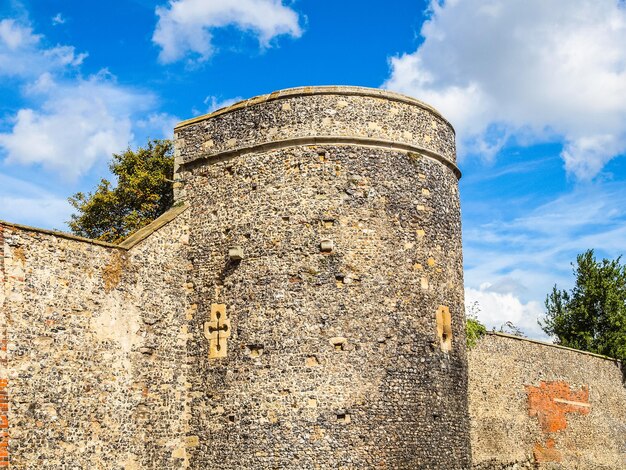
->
[[0, 225, 8, 468], [0, 207, 190, 469], [468, 333, 626, 469], [174, 86, 471, 469], [174, 86, 457, 167], [122, 209, 191, 468], [2, 85, 626, 470]]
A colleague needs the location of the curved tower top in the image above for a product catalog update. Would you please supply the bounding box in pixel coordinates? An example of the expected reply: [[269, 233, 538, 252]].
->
[[173, 86, 459, 182]]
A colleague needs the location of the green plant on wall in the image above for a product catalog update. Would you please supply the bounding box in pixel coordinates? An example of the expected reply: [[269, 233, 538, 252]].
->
[[498, 321, 526, 338], [466, 301, 487, 348]]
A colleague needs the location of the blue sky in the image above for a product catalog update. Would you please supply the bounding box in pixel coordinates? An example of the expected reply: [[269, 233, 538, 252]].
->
[[1, 0, 626, 338]]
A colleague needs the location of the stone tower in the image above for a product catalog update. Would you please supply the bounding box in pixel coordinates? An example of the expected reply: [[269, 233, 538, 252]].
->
[[173, 86, 470, 468]]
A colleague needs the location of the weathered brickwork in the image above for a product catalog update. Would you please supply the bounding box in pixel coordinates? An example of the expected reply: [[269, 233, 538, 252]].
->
[[526, 380, 591, 464], [174, 86, 470, 469], [469, 333, 626, 469]]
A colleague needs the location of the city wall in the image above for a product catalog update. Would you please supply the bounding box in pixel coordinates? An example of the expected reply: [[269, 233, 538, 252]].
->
[[0, 205, 190, 469], [469, 332, 626, 469], [0, 86, 625, 469]]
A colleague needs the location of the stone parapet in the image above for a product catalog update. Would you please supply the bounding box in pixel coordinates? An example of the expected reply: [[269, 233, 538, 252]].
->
[[173, 86, 458, 174]]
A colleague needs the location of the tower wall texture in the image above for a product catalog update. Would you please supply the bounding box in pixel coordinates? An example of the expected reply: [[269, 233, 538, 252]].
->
[[174, 86, 471, 469], [1, 86, 625, 469]]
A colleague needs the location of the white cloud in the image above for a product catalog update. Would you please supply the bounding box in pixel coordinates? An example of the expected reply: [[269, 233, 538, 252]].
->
[[204, 95, 243, 113], [135, 112, 180, 140], [52, 13, 66, 26], [0, 17, 38, 49], [0, 18, 86, 77], [153, 0, 302, 63], [384, 0, 626, 179], [0, 173, 73, 229], [462, 181, 626, 339], [0, 18, 175, 180], [0, 72, 155, 179], [0, 195, 72, 230], [465, 285, 547, 339]]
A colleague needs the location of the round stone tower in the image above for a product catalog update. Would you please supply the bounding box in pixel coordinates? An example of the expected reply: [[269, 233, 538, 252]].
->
[[173, 86, 470, 469]]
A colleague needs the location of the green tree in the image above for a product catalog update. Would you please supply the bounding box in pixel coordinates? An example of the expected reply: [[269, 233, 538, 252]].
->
[[541, 250, 626, 361], [68, 139, 174, 243]]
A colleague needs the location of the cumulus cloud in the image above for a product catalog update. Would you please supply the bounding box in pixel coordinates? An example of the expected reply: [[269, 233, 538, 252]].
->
[[135, 112, 181, 140], [0, 195, 72, 229], [0, 17, 38, 49], [383, 0, 626, 179], [0, 18, 86, 77], [465, 285, 547, 339], [463, 181, 626, 339], [153, 0, 302, 63], [0, 72, 155, 178], [0, 174, 73, 229], [204, 95, 243, 113], [0, 18, 176, 180], [52, 13, 66, 26]]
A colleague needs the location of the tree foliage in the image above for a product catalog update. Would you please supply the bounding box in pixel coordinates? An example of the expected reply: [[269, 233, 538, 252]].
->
[[68, 139, 174, 243], [541, 250, 626, 361]]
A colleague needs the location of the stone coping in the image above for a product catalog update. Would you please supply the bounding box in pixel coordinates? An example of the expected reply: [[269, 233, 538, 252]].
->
[[118, 203, 188, 249], [485, 332, 623, 364], [174, 85, 454, 132], [0, 203, 188, 251], [0, 220, 120, 248]]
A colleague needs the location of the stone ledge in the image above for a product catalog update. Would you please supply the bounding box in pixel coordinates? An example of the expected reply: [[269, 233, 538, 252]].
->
[[0, 220, 120, 249], [180, 136, 462, 179], [0, 203, 189, 251], [119, 203, 189, 250]]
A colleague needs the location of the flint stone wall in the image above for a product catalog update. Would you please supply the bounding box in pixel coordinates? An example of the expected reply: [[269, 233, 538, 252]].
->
[[1, 86, 625, 469], [174, 86, 457, 168], [0, 208, 190, 469], [468, 333, 626, 469], [174, 86, 471, 469]]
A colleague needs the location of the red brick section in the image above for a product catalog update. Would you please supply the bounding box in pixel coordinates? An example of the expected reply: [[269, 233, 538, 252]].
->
[[526, 380, 590, 463], [0, 225, 8, 468], [533, 438, 562, 463]]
